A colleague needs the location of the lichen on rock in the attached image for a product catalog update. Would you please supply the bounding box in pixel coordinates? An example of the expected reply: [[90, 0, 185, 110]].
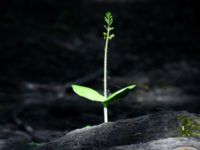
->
[[177, 115, 200, 137]]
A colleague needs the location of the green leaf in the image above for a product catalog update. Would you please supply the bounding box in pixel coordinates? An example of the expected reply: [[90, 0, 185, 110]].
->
[[103, 85, 136, 106], [72, 85, 105, 102]]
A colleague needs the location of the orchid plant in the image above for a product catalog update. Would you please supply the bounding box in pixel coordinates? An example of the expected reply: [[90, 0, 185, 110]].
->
[[72, 12, 136, 123]]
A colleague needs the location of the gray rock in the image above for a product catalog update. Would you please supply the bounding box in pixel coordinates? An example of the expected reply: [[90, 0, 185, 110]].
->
[[108, 137, 200, 150], [0, 130, 31, 150], [36, 111, 200, 150]]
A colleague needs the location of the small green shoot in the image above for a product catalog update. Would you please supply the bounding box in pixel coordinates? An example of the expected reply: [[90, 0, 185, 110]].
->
[[28, 141, 42, 148], [84, 125, 92, 128], [72, 12, 136, 123]]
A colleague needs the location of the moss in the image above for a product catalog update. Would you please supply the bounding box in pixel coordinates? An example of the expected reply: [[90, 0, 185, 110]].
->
[[177, 115, 200, 137]]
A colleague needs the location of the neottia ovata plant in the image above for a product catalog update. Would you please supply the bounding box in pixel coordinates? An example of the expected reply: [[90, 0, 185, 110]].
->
[[72, 12, 136, 123]]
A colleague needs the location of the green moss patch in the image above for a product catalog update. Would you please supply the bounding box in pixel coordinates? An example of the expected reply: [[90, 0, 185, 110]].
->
[[177, 115, 200, 137]]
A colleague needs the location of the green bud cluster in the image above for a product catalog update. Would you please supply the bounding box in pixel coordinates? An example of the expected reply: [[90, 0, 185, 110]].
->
[[103, 12, 115, 40]]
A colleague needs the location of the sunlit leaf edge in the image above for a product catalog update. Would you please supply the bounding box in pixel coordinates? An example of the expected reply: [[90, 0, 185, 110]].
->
[[72, 84, 105, 102], [103, 85, 136, 106]]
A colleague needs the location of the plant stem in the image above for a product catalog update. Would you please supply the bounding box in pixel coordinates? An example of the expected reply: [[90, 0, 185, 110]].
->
[[104, 106, 108, 122], [103, 28, 110, 123]]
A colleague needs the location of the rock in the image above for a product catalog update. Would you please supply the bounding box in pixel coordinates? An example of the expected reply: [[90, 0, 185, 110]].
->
[[108, 137, 200, 150], [36, 111, 200, 150], [0, 127, 31, 150], [32, 130, 64, 143]]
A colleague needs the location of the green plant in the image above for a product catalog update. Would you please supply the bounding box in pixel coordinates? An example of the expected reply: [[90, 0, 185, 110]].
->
[[72, 12, 136, 123]]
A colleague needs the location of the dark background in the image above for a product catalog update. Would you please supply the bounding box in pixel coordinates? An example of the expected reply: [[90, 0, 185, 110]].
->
[[0, 0, 200, 145]]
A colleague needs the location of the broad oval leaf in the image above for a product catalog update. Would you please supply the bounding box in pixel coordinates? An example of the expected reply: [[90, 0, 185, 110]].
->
[[103, 85, 136, 106], [72, 85, 105, 102]]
